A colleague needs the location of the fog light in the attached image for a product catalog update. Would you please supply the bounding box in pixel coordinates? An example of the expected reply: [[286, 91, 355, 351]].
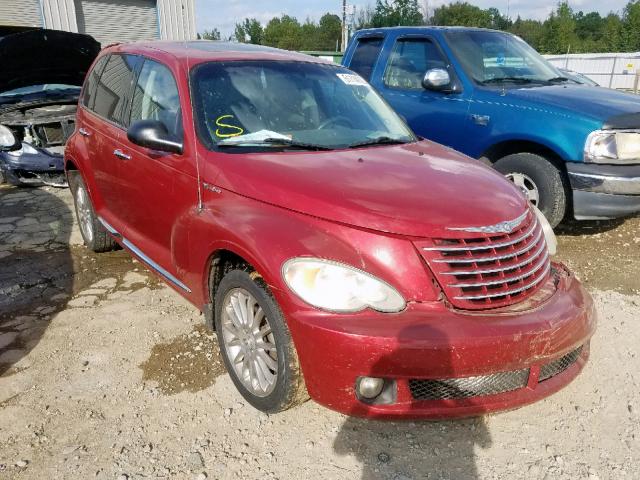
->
[[357, 377, 385, 399]]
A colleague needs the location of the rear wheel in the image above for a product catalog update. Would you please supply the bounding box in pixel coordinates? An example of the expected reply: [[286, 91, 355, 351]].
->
[[494, 153, 567, 227], [68, 172, 118, 252], [214, 269, 307, 413]]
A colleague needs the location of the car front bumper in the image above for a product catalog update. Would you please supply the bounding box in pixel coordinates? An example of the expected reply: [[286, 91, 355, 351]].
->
[[281, 263, 596, 419], [0, 143, 66, 187], [567, 162, 640, 219]]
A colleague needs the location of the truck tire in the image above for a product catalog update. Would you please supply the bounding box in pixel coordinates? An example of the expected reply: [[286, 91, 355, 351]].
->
[[494, 153, 567, 228], [68, 171, 118, 253], [214, 269, 308, 413]]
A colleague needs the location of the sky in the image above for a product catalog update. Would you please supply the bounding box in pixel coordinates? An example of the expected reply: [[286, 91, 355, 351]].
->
[[195, 0, 631, 37]]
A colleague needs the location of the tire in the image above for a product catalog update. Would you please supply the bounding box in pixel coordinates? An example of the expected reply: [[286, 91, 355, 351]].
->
[[214, 269, 307, 413], [0, 168, 5, 185], [494, 153, 567, 228], [68, 172, 118, 253]]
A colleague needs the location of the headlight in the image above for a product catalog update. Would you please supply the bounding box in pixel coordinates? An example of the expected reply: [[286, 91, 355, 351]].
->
[[282, 258, 406, 313], [533, 206, 557, 256], [0, 125, 16, 148], [584, 130, 640, 164]]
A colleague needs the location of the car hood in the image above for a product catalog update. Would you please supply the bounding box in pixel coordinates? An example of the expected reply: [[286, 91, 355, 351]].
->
[[212, 141, 529, 238], [0, 29, 100, 94], [504, 84, 640, 126]]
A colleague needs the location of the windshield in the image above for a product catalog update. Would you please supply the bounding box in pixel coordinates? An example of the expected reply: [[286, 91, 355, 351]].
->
[[444, 31, 565, 86], [191, 60, 415, 150], [0, 84, 81, 97]]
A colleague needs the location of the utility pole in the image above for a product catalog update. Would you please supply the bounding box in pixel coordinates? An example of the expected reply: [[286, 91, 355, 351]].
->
[[341, 0, 347, 52]]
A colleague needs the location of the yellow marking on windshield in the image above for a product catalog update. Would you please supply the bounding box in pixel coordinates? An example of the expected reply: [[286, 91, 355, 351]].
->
[[214, 115, 244, 138]]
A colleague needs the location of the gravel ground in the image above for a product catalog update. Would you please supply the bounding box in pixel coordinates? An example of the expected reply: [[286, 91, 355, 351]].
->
[[0, 185, 639, 480]]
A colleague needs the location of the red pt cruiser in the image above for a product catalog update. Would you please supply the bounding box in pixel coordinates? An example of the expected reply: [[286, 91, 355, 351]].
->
[[64, 41, 596, 418]]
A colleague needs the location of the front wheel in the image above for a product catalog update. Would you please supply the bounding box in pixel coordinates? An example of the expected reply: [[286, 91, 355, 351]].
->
[[494, 153, 567, 228], [214, 269, 307, 413]]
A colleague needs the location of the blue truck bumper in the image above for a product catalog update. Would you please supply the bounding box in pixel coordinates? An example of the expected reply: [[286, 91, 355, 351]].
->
[[567, 162, 640, 220]]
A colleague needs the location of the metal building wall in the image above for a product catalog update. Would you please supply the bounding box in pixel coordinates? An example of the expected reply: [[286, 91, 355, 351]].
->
[[157, 0, 195, 41], [0, 0, 44, 27], [545, 53, 640, 90], [41, 0, 77, 31]]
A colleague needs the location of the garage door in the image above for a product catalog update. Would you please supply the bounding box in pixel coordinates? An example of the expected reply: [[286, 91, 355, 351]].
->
[[0, 0, 43, 27], [75, 0, 158, 45]]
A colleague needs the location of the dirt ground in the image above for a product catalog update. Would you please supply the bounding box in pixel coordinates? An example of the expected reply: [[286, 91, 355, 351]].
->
[[0, 184, 639, 480]]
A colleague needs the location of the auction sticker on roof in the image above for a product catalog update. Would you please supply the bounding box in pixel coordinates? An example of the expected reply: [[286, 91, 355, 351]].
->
[[337, 73, 368, 86]]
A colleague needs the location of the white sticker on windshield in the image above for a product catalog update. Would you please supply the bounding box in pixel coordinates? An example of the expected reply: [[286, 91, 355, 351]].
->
[[337, 73, 368, 86]]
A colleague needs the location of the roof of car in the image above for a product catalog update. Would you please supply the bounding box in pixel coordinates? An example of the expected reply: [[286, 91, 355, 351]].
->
[[105, 40, 329, 65], [355, 26, 504, 34]]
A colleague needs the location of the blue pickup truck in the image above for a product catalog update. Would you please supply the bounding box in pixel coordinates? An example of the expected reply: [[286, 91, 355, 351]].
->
[[343, 27, 640, 226]]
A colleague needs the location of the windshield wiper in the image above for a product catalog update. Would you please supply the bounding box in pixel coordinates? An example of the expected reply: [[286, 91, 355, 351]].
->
[[478, 77, 536, 85], [347, 136, 410, 149], [545, 76, 571, 84], [217, 137, 333, 151]]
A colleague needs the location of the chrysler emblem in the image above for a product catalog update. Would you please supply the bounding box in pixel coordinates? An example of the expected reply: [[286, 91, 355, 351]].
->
[[447, 211, 528, 234]]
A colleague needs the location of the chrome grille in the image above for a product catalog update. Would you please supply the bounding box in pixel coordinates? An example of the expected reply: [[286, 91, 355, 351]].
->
[[409, 369, 529, 400], [415, 210, 551, 310], [539, 346, 583, 382]]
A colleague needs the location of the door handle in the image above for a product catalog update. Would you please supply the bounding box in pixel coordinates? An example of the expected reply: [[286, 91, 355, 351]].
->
[[113, 149, 131, 161], [78, 127, 91, 137]]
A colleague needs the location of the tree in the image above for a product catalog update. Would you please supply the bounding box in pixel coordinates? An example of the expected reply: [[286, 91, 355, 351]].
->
[[541, 2, 579, 54], [430, 2, 492, 28], [622, 0, 640, 51], [509, 17, 545, 51], [601, 13, 624, 52], [234, 18, 263, 44], [371, 0, 424, 27], [200, 28, 221, 41], [263, 15, 303, 50], [317, 13, 342, 50]]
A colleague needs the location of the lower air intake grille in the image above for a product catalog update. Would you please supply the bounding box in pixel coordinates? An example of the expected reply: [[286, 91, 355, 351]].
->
[[539, 346, 583, 382], [409, 369, 529, 400]]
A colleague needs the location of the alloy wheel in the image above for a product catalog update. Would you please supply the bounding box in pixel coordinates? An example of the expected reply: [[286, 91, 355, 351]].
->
[[76, 185, 94, 244], [221, 288, 278, 397], [505, 172, 540, 206]]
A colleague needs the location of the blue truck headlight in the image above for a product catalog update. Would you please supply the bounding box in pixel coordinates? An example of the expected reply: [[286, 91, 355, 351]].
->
[[584, 130, 640, 164]]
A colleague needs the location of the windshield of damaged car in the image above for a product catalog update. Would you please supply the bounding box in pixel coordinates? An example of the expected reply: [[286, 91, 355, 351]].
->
[[0, 84, 81, 97], [191, 60, 415, 150]]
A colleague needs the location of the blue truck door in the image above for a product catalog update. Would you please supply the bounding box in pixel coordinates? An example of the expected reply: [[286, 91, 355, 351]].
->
[[372, 35, 472, 153]]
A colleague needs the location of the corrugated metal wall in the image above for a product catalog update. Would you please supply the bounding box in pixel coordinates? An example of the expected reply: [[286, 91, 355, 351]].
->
[[41, 0, 77, 31], [0, 0, 195, 42], [546, 53, 640, 89], [74, 0, 158, 44], [157, 0, 195, 41], [0, 0, 43, 27]]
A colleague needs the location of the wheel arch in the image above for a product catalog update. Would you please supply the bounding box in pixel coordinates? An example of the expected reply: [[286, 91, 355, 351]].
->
[[481, 139, 568, 172]]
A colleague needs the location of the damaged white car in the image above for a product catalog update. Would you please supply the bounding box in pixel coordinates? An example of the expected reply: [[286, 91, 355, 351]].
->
[[0, 27, 99, 187]]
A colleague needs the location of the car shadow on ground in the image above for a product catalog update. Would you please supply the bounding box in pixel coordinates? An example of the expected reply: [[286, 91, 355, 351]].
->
[[555, 216, 630, 236], [333, 325, 492, 480], [0, 185, 74, 377]]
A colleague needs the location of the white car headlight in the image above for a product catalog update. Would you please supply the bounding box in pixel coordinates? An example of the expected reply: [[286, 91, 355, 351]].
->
[[0, 125, 16, 148], [533, 206, 557, 256], [282, 258, 406, 313], [584, 130, 640, 164]]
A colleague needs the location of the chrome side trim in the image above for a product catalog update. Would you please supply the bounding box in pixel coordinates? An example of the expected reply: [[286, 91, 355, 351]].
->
[[96, 216, 191, 293], [453, 264, 551, 300], [98, 216, 121, 237], [122, 239, 192, 293], [424, 219, 538, 252], [448, 250, 549, 288], [440, 241, 547, 275], [432, 228, 543, 263]]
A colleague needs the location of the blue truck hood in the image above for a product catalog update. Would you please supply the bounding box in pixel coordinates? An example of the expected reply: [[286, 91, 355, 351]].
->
[[505, 84, 640, 127]]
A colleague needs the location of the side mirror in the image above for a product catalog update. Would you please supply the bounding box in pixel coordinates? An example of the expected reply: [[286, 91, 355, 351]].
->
[[422, 68, 451, 91], [127, 120, 183, 155]]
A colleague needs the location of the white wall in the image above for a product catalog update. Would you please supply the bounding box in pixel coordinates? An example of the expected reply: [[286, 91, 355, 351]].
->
[[545, 52, 640, 89]]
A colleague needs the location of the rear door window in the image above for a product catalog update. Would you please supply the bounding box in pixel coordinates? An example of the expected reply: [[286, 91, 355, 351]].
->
[[349, 37, 383, 81], [129, 59, 182, 140], [92, 54, 139, 125], [81, 55, 107, 110], [384, 38, 448, 90]]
